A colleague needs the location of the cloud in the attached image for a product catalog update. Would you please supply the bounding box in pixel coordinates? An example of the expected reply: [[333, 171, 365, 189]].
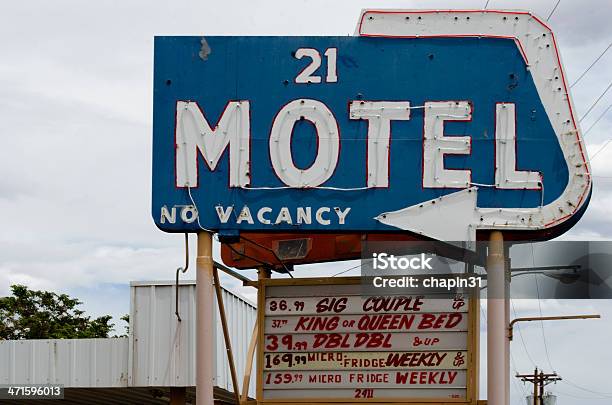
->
[[0, 1, 611, 403]]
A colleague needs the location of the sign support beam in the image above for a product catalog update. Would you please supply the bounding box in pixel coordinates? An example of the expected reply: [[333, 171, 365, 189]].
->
[[487, 231, 507, 405], [256, 266, 270, 403], [196, 232, 215, 405], [504, 245, 511, 405]]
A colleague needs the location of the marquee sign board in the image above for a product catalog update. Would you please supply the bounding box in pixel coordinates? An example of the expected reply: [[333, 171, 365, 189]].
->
[[257, 277, 479, 403], [152, 10, 591, 241]]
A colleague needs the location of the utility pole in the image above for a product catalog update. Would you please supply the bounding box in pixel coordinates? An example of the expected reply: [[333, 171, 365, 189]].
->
[[516, 368, 562, 405]]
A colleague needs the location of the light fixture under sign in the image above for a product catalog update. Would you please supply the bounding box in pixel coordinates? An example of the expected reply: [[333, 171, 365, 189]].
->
[[272, 238, 313, 261]]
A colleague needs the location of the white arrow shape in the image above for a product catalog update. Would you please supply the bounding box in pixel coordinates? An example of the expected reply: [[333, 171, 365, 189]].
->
[[375, 187, 479, 243], [359, 10, 591, 234]]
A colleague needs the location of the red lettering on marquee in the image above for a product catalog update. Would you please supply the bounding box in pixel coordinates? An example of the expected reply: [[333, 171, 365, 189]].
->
[[362, 296, 424, 312]]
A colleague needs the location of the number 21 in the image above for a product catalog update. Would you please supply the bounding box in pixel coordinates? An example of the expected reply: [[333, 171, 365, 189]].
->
[[294, 48, 338, 84]]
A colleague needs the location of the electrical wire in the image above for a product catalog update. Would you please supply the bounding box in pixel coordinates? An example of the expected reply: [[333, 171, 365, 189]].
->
[[579, 81, 612, 123], [509, 351, 529, 403], [528, 245, 612, 399], [589, 139, 612, 160], [583, 102, 612, 136], [551, 388, 612, 400], [571, 42, 612, 88], [554, 389, 612, 400], [331, 261, 364, 277], [188, 184, 294, 276], [511, 299, 538, 367], [186, 186, 215, 233], [188, 186, 295, 276], [534, 273, 555, 371], [224, 242, 269, 267], [530, 244, 555, 372], [559, 379, 612, 397], [239, 235, 294, 277], [242, 185, 369, 191], [546, 0, 561, 21]]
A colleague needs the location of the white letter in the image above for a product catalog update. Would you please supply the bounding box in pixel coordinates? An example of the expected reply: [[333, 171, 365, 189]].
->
[[181, 206, 198, 223], [350, 101, 411, 187], [215, 206, 233, 224], [316, 207, 331, 225], [270, 99, 339, 187], [423, 101, 472, 188], [334, 207, 351, 224], [421, 253, 433, 270], [175, 101, 250, 188], [495, 103, 542, 189], [236, 206, 254, 224], [297, 207, 312, 224], [377, 253, 388, 270], [257, 207, 272, 224], [275, 207, 293, 224], [160, 206, 176, 224]]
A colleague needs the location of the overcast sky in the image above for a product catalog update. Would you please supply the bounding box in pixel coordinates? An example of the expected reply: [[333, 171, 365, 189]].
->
[[1, 0, 611, 403]]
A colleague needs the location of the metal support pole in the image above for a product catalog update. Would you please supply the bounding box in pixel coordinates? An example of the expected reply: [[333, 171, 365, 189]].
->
[[487, 231, 507, 405], [254, 267, 270, 403], [197, 232, 215, 405], [504, 245, 511, 405], [509, 315, 600, 340]]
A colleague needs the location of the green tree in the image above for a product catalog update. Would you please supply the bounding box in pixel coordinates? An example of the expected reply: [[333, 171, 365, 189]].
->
[[0, 285, 115, 339]]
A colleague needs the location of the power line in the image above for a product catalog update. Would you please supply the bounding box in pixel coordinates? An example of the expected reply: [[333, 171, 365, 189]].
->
[[550, 387, 611, 400], [534, 273, 555, 371], [510, 351, 529, 398], [546, 0, 561, 21], [528, 248, 612, 400], [590, 139, 612, 160], [511, 299, 538, 367], [584, 102, 612, 136], [571, 42, 612, 88], [561, 378, 612, 397], [579, 81, 612, 122], [529, 244, 555, 372], [331, 261, 363, 277]]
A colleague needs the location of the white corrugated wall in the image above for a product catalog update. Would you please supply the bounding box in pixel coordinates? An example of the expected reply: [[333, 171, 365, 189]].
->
[[0, 338, 129, 387], [0, 280, 257, 398], [129, 280, 257, 397]]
